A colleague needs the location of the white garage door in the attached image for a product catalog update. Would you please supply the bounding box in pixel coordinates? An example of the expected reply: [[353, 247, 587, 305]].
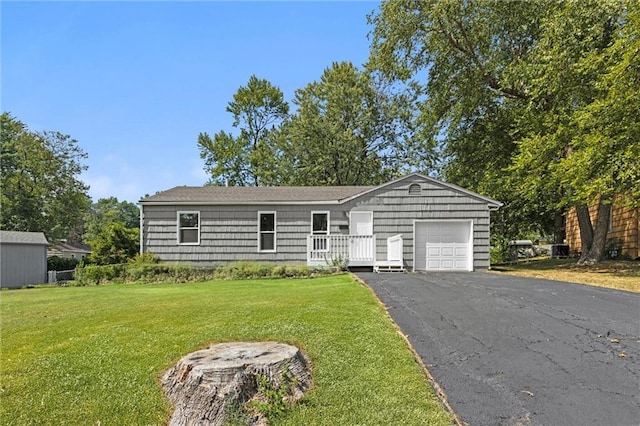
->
[[414, 221, 473, 271]]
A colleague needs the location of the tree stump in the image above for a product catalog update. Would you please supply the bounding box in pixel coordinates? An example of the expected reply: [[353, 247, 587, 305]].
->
[[162, 342, 312, 426]]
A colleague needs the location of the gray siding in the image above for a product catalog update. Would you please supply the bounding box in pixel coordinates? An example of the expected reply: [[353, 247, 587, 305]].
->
[[343, 175, 492, 270], [0, 243, 48, 289], [142, 205, 350, 265], [141, 175, 494, 270]]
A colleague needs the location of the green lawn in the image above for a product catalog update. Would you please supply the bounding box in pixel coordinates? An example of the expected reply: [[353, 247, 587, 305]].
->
[[0, 275, 452, 425]]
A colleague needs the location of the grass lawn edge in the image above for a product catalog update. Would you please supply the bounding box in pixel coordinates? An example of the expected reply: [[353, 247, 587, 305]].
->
[[351, 273, 462, 426]]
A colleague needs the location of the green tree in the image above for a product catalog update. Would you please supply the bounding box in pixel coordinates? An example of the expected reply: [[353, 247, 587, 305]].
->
[[83, 197, 140, 245], [368, 0, 635, 262], [88, 222, 139, 265], [286, 61, 429, 186], [368, 0, 554, 238], [568, 3, 639, 206], [557, 2, 639, 262], [507, 1, 633, 263], [198, 76, 289, 186], [1, 112, 91, 240]]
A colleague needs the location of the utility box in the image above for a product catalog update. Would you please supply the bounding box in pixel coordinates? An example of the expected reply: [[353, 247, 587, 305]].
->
[[551, 244, 569, 258]]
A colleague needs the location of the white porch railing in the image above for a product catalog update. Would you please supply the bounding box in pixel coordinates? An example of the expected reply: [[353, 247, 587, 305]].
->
[[307, 235, 376, 267]]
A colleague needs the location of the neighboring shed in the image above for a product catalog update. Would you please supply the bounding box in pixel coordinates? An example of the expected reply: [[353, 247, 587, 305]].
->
[[139, 173, 502, 271], [0, 230, 49, 289]]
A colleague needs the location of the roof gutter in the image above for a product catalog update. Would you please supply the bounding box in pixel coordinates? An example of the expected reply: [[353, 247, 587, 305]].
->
[[139, 200, 345, 206]]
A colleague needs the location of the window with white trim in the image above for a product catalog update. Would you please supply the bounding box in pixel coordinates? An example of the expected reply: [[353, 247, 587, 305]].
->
[[311, 211, 330, 251], [258, 211, 276, 252], [177, 211, 200, 245]]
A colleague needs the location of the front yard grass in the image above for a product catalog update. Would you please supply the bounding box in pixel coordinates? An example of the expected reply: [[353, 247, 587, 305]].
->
[[0, 275, 452, 425], [492, 258, 640, 293]]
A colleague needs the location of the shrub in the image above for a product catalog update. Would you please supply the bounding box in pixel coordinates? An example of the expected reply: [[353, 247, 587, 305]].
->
[[168, 264, 217, 283], [272, 265, 287, 277], [214, 262, 324, 280], [47, 256, 79, 271], [490, 236, 512, 265], [88, 223, 139, 265], [214, 261, 274, 280], [126, 264, 164, 282], [73, 262, 217, 285], [271, 265, 318, 278], [72, 261, 339, 286], [129, 252, 160, 264], [285, 265, 310, 277], [74, 263, 127, 285], [325, 253, 349, 271]]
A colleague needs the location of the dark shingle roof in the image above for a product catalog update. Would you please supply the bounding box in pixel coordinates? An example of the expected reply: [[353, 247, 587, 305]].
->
[[140, 185, 374, 204], [49, 242, 92, 253], [139, 173, 503, 207], [0, 230, 49, 245]]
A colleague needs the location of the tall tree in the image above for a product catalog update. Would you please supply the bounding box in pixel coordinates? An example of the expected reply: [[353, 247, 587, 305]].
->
[[368, 0, 554, 237], [287, 61, 430, 185], [368, 0, 634, 262], [507, 1, 633, 263], [562, 2, 638, 262], [83, 197, 140, 245], [198, 76, 289, 186], [1, 112, 91, 240]]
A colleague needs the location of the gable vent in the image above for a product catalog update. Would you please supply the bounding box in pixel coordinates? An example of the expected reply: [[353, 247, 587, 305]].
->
[[408, 183, 422, 195]]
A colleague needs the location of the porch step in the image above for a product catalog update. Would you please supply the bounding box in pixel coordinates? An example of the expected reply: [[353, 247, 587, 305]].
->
[[374, 263, 406, 273]]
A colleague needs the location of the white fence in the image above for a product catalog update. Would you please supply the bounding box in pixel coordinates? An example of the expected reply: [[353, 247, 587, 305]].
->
[[48, 269, 75, 283]]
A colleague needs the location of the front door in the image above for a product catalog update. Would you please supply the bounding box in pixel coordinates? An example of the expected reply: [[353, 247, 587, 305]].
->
[[311, 211, 329, 252], [349, 211, 373, 262]]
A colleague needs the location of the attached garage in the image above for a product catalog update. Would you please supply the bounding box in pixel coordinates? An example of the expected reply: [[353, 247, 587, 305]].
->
[[414, 220, 473, 271]]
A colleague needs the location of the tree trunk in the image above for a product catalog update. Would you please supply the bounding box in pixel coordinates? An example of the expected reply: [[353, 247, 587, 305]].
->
[[575, 204, 594, 262], [162, 342, 312, 426], [553, 210, 565, 244], [581, 199, 611, 264]]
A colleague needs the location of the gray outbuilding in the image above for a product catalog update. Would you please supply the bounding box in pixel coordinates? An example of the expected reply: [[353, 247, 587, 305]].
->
[[1, 230, 49, 289], [139, 173, 502, 271]]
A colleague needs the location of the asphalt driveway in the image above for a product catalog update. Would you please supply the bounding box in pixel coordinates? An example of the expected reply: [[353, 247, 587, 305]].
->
[[358, 272, 640, 426]]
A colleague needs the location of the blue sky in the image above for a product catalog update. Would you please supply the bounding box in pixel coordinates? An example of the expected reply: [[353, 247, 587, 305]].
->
[[2, 1, 378, 203]]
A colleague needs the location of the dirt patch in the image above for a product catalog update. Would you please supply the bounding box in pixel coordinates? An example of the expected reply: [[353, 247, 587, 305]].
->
[[491, 258, 640, 293]]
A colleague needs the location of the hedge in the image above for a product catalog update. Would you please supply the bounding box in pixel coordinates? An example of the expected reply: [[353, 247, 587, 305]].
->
[[73, 261, 340, 286]]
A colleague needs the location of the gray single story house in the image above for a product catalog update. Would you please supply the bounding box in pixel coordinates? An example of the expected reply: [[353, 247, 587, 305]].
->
[[139, 173, 502, 271], [0, 230, 49, 289]]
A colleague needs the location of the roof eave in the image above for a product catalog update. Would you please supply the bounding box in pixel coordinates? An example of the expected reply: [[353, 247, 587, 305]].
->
[[139, 200, 344, 206], [138, 173, 504, 208]]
